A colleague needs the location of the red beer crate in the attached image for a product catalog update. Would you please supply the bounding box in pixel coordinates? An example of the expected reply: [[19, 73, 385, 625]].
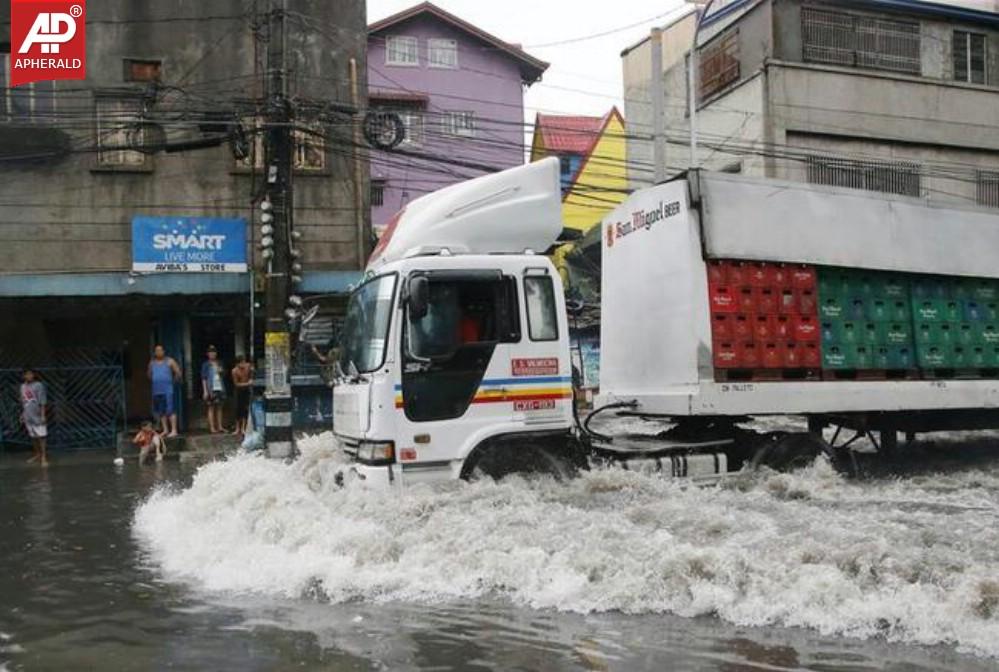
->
[[774, 315, 793, 340], [748, 262, 772, 287], [727, 261, 749, 286], [753, 314, 774, 341], [792, 314, 820, 342], [709, 285, 738, 313], [737, 287, 756, 313], [711, 313, 733, 341], [797, 289, 817, 315], [778, 288, 797, 315], [739, 342, 761, 368], [713, 341, 739, 368], [706, 260, 727, 285], [771, 263, 790, 289], [761, 342, 782, 369], [790, 265, 817, 291], [801, 342, 821, 368], [782, 342, 801, 368], [733, 314, 753, 340], [757, 287, 778, 314]]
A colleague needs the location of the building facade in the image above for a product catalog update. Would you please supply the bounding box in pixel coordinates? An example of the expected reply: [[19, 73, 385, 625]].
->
[[622, 0, 999, 207], [0, 0, 368, 437], [367, 2, 547, 230]]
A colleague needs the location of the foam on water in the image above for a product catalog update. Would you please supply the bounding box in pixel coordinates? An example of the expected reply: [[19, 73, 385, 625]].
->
[[133, 433, 999, 658]]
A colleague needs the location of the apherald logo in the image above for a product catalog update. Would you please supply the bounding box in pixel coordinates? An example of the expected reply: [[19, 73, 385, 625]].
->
[[9, 1, 86, 87]]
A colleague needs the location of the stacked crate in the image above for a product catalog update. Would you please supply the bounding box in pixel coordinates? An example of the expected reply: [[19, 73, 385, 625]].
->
[[708, 260, 821, 379], [911, 277, 999, 374], [817, 269, 916, 378]]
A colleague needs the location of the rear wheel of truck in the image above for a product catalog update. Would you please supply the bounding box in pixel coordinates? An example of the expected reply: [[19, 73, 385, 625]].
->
[[750, 432, 831, 472]]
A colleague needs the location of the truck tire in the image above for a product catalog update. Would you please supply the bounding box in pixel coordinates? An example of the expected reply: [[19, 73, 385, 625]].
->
[[462, 443, 577, 482], [750, 432, 829, 472]]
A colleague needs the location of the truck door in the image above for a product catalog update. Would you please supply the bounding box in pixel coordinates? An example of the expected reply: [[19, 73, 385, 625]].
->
[[398, 270, 523, 463]]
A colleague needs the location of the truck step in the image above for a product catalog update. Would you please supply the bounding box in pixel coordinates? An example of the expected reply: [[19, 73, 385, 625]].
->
[[715, 368, 821, 382], [920, 368, 999, 380], [821, 369, 920, 381]]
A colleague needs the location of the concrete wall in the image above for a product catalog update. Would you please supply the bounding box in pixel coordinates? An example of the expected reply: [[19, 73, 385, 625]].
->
[[368, 14, 531, 228], [0, 0, 368, 276]]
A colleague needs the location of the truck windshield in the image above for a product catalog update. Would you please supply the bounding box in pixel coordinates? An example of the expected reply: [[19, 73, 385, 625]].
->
[[339, 274, 397, 373]]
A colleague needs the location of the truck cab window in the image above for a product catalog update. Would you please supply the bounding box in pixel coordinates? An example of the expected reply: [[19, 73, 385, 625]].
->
[[525, 275, 559, 341], [403, 274, 520, 422]]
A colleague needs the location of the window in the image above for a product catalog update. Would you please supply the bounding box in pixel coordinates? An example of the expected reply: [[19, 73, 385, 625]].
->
[[386, 35, 419, 66], [807, 156, 921, 197], [339, 274, 398, 373], [293, 120, 326, 172], [95, 97, 146, 167], [524, 275, 559, 341], [428, 38, 458, 68], [802, 8, 921, 75], [698, 28, 740, 100], [954, 31, 986, 84], [0, 54, 56, 122], [402, 274, 521, 422], [124, 58, 162, 82], [978, 171, 999, 208], [396, 109, 424, 146], [442, 111, 475, 137], [371, 180, 385, 207]]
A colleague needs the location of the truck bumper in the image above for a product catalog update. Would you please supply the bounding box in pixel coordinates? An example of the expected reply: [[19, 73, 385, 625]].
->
[[343, 462, 395, 489]]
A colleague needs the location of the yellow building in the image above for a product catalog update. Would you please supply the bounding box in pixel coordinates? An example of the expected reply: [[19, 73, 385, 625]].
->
[[530, 107, 628, 235]]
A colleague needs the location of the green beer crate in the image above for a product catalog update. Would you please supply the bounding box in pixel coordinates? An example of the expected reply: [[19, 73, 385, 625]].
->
[[854, 345, 873, 370], [884, 322, 913, 346], [911, 277, 949, 300], [861, 322, 884, 345], [881, 274, 910, 300], [983, 303, 999, 322], [955, 323, 978, 346], [914, 322, 936, 346], [818, 268, 852, 299], [965, 345, 990, 368], [912, 299, 945, 322], [888, 345, 915, 369], [916, 344, 952, 369], [819, 296, 845, 320], [873, 345, 891, 369], [970, 279, 999, 302], [822, 344, 853, 369], [838, 321, 860, 345], [978, 324, 999, 345]]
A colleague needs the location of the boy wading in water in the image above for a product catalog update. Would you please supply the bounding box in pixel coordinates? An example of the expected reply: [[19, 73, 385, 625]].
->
[[20, 367, 48, 467], [133, 420, 165, 464]]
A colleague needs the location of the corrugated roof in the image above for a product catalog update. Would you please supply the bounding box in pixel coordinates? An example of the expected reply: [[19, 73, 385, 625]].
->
[[534, 114, 606, 154]]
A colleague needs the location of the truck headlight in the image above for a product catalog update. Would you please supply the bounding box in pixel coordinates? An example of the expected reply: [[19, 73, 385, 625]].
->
[[356, 440, 395, 466]]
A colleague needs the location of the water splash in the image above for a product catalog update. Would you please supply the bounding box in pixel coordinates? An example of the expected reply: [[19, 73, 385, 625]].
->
[[133, 433, 999, 658]]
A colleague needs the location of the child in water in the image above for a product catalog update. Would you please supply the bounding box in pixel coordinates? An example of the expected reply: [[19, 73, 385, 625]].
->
[[133, 420, 165, 464]]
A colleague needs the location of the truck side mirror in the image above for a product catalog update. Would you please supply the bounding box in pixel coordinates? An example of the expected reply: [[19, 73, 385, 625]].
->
[[408, 276, 429, 320]]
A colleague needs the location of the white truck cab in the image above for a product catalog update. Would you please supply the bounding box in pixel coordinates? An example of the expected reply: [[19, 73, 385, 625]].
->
[[333, 158, 580, 486]]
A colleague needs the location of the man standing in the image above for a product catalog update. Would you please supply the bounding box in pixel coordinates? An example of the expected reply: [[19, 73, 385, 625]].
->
[[200, 346, 226, 434], [148, 345, 182, 437], [231, 355, 254, 438], [20, 367, 48, 467]]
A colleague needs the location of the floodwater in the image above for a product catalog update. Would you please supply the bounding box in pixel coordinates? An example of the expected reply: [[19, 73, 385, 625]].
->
[[2, 433, 999, 672]]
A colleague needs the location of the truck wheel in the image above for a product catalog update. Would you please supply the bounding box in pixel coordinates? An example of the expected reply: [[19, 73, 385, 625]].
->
[[463, 445, 576, 482], [751, 432, 829, 472]]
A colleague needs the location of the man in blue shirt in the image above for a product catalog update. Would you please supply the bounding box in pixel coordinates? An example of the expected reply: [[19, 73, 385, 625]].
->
[[200, 345, 227, 434]]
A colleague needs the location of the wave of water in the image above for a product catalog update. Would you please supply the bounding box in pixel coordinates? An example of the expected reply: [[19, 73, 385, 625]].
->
[[133, 433, 999, 658]]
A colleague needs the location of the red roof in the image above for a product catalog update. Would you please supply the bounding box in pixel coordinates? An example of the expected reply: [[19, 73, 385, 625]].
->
[[369, 2, 549, 84], [534, 113, 608, 155]]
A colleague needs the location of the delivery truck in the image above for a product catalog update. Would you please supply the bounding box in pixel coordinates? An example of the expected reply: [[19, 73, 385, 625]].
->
[[331, 157, 999, 486]]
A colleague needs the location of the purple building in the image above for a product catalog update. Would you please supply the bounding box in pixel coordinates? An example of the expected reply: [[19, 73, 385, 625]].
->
[[367, 2, 548, 229]]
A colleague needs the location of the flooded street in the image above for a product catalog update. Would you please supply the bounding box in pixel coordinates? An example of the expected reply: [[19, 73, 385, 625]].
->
[[2, 435, 999, 671]]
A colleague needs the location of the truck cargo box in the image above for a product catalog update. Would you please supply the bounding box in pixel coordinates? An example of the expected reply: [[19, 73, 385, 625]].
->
[[596, 171, 999, 416]]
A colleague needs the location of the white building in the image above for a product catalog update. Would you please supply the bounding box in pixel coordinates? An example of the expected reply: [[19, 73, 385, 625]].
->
[[622, 0, 999, 208]]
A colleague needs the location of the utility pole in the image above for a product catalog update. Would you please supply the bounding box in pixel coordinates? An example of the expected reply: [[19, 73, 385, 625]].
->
[[262, 0, 295, 459], [650, 27, 666, 183]]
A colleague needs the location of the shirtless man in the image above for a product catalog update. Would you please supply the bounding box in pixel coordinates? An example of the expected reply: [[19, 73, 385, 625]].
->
[[231, 355, 254, 438]]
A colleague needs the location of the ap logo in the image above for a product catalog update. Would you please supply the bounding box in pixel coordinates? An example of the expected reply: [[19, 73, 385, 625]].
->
[[18, 11, 78, 54], [9, 1, 87, 87]]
